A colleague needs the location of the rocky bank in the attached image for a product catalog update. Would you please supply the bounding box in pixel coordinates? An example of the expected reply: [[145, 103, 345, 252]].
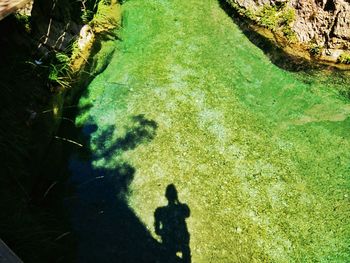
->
[[227, 0, 350, 66]]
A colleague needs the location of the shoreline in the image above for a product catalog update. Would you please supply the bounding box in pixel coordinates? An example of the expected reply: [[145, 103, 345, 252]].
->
[[219, 0, 350, 71]]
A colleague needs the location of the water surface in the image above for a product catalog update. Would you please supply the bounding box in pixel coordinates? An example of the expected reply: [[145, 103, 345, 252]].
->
[[65, 0, 350, 262]]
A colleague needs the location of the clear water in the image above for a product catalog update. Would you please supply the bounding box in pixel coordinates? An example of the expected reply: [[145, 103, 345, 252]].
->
[[64, 0, 350, 262]]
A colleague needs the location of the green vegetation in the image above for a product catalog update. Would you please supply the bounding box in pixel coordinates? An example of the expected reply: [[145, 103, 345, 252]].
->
[[74, 0, 350, 262], [48, 52, 72, 89], [14, 13, 31, 33], [79, 0, 101, 23], [32, 0, 121, 91], [259, 5, 280, 29], [226, 0, 297, 41], [226, 1, 257, 20], [90, 0, 121, 33], [337, 52, 350, 64], [308, 42, 323, 57], [258, 4, 296, 40]]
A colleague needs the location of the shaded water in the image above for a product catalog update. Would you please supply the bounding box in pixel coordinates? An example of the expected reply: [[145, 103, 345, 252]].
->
[[62, 0, 350, 262]]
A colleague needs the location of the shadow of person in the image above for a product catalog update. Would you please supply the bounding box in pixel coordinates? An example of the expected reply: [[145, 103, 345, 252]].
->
[[154, 184, 191, 263]]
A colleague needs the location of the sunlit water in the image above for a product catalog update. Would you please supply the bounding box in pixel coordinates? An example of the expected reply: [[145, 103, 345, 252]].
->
[[64, 0, 350, 262]]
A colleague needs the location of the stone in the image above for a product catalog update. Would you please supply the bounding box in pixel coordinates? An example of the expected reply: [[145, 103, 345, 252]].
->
[[228, 0, 350, 61]]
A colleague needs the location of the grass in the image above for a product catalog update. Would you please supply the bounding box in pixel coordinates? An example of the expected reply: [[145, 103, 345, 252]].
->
[[48, 52, 72, 89], [72, 0, 350, 262]]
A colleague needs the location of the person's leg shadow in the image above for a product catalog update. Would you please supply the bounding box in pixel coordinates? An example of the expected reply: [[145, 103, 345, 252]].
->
[[154, 184, 191, 263]]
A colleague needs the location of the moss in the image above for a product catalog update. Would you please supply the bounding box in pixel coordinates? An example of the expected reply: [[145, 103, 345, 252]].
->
[[337, 52, 350, 64], [257, 4, 296, 41], [280, 6, 295, 25], [226, 1, 297, 42], [227, 1, 257, 20], [90, 0, 121, 33], [308, 43, 323, 57], [14, 13, 31, 33], [258, 5, 280, 29]]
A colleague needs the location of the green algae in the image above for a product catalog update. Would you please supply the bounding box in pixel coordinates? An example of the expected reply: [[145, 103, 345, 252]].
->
[[75, 0, 350, 261]]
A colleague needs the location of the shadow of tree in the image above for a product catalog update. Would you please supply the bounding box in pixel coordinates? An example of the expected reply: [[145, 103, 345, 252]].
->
[[64, 114, 179, 263], [92, 114, 158, 162]]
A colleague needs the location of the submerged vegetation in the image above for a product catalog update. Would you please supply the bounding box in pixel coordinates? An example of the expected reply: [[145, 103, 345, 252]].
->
[[0, 0, 349, 262], [68, 0, 350, 262]]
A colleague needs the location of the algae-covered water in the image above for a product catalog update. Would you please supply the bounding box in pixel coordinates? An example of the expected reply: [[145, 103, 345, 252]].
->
[[65, 0, 350, 262]]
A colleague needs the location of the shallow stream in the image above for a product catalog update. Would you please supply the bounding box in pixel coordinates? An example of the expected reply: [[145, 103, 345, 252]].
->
[[61, 0, 350, 262]]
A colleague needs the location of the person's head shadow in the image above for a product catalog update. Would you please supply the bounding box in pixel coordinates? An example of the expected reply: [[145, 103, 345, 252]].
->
[[155, 184, 191, 263]]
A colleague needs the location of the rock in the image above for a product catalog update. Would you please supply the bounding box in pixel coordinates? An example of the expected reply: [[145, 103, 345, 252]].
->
[[17, 0, 34, 16], [30, 0, 84, 54], [332, 4, 350, 40], [78, 24, 94, 51], [289, 0, 350, 47], [227, 0, 350, 64]]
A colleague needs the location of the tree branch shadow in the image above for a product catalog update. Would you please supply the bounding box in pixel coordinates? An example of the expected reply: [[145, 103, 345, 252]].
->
[[65, 114, 184, 262]]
